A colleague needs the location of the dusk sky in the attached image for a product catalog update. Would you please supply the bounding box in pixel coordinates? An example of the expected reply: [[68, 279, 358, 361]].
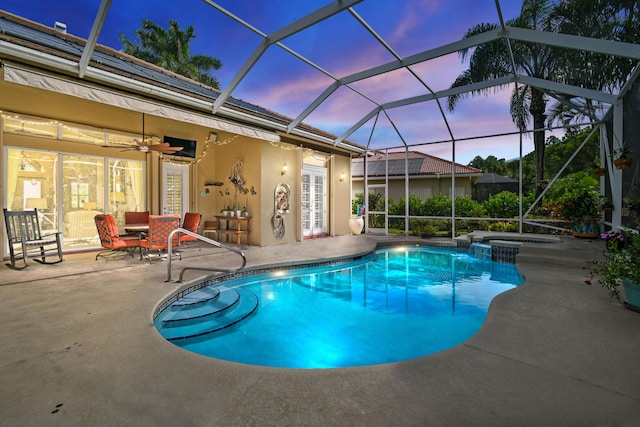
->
[[1, 0, 560, 164]]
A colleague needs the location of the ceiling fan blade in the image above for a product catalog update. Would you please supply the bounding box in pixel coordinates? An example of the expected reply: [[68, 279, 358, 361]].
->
[[147, 143, 170, 151], [149, 144, 184, 153], [102, 143, 137, 150]]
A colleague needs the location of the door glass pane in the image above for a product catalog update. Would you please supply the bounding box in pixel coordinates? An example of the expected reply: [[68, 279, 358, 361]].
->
[[165, 172, 183, 214], [6, 149, 58, 234], [62, 155, 104, 248], [314, 175, 324, 229], [162, 163, 188, 216], [302, 173, 311, 231], [109, 159, 145, 227]]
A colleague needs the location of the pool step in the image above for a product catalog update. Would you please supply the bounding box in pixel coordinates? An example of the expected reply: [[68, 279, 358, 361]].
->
[[156, 287, 259, 341], [171, 286, 221, 308], [162, 287, 240, 323]]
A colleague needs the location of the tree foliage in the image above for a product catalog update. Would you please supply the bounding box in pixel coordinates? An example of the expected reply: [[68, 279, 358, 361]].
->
[[447, 0, 560, 195], [547, 0, 640, 126], [120, 19, 222, 89], [448, 0, 639, 196], [469, 126, 599, 195]]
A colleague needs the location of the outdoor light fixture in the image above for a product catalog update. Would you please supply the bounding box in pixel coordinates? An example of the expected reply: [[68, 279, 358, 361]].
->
[[208, 132, 218, 143], [340, 172, 346, 182], [281, 162, 288, 175]]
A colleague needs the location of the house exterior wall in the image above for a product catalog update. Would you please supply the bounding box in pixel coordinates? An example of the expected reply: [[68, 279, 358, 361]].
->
[[353, 176, 474, 202], [0, 70, 355, 251], [331, 154, 352, 235]]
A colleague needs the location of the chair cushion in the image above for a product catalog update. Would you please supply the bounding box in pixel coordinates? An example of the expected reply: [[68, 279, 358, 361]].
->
[[125, 211, 150, 225]]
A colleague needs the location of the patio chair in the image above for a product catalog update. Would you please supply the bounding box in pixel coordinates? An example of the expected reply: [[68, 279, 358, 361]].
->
[[94, 214, 141, 261], [3, 208, 63, 270], [139, 214, 182, 264], [202, 220, 218, 239], [124, 211, 149, 225], [179, 212, 202, 247]]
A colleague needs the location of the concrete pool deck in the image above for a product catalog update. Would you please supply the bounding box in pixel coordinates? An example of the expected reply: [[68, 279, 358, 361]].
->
[[0, 234, 639, 426]]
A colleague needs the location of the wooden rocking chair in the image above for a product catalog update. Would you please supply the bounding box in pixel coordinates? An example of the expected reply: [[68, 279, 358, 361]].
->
[[3, 208, 64, 270]]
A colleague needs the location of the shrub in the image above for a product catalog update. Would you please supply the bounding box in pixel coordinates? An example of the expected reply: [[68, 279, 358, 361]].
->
[[455, 196, 486, 217], [484, 191, 520, 218], [422, 194, 451, 216]]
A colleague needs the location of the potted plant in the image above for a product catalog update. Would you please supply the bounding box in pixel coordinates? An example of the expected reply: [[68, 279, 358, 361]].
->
[[600, 196, 613, 212], [623, 197, 640, 217], [219, 189, 232, 216], [592, 160, 606, 177], [593, 166, 606, 177], [589, 226, 640, 312], [553, 187, 601, 238], [612, 144, 633, 170], [600, 229, 625, 252]]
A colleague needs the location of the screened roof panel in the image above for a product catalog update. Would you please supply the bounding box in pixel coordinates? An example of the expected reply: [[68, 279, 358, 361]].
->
[[1, 0, 638, 162]]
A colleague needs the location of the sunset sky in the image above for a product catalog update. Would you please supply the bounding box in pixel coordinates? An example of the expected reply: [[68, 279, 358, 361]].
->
[[2, 1, 559, 164]]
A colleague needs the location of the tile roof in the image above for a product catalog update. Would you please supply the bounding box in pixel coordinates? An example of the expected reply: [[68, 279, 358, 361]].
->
[[0, 11, 363, 152], [352, 151, 482, 177]]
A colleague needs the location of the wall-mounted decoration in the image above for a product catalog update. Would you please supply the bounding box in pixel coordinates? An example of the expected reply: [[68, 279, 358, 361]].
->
[[229, 158, 247, 194], [272, 183, 290, 239], [275, 183, 290, 214], [224, 158, 252, 216]]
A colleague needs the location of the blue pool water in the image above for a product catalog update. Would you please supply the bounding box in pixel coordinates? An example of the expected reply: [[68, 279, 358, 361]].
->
[[155, 246, 524, 368]]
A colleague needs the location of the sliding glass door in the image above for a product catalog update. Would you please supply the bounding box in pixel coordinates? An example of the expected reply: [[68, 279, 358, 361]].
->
[[4, 148, 145, 251]]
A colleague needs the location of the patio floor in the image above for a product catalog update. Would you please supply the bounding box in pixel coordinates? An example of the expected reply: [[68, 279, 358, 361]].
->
[[0, 235, 639, 426]]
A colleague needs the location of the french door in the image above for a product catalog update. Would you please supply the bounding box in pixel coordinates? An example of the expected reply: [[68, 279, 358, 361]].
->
[[302, 165, 327, 238], [162, 162, 189, 216]]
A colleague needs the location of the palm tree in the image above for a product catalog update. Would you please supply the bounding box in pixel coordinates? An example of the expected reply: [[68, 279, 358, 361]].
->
[[120, 19, 222, 89], [546, 0, 639, 126], [448, 0, 639, 196], [447, 0, 559, 197]]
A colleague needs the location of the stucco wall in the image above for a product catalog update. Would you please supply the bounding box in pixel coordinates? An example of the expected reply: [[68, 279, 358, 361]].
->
[[260, 142, 300, 245], [1, 76, 356, 250]]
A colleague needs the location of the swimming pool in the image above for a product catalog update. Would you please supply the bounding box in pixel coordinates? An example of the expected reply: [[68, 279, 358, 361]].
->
[[154, 246, 524, 368]]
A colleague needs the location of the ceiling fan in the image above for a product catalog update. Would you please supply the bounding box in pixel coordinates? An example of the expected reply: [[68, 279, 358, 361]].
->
[[102, 114, 184, 154]]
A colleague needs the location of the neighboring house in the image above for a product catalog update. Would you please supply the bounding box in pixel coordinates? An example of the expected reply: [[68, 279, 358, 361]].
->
[[0, 11, 364, 254], [473, 173, 519, 201], [351, 151, 482, 203]]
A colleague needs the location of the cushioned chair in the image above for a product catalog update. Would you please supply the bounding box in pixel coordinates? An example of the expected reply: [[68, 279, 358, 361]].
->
[[202, 220, 218, 239], [124, 211, 150, 225], [139, 214, 181, 264], [94, 214, 141, 261], [179, 212, 202, 247], [3, 208, 64, 270]]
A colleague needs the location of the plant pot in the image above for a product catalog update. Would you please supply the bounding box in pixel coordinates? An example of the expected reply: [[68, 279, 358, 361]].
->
[[593, 167, 606, 177], [613, 157, 632, 170], [236, 210, 242, 218], [349, 216, 364, 235], [571, 216, 599, 238], [223, 211, 229, 217], [622, 278, 640, 312]]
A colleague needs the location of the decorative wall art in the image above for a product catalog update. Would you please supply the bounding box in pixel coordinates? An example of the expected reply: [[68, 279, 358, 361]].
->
[[223, 158, 253, 216], [272, 183, 290, 239]]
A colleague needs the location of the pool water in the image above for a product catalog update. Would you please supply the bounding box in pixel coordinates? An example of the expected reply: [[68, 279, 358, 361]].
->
[[155, 246, 524, 368]]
